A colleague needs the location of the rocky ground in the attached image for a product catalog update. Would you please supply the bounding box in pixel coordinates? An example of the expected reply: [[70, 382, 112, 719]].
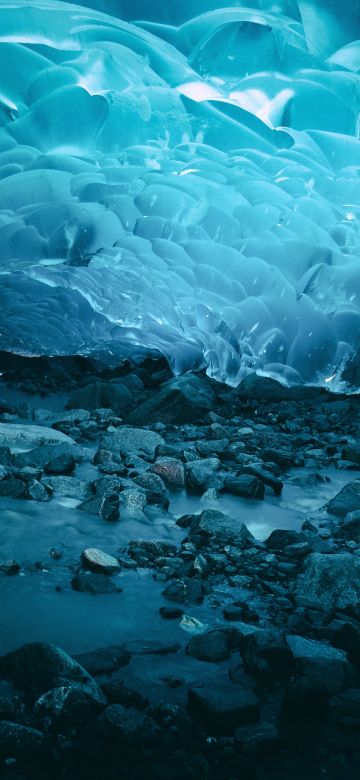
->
[[0, 354, 360, 779]]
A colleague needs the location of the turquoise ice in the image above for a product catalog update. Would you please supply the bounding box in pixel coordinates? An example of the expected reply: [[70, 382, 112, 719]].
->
[[0, 0, 359, 390]]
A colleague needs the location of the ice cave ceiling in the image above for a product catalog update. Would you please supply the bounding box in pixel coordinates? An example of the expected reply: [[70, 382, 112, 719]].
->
[[0, 0, 359, 390]]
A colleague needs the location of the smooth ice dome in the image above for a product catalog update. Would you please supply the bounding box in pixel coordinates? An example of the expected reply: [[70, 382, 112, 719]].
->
[[0, 0, 359, 390]]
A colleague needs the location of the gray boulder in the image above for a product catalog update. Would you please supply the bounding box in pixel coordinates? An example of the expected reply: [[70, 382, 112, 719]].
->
[[294, 552, 360, 609]]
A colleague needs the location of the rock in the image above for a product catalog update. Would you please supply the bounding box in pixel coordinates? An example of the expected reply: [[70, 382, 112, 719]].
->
[[42, 476, 92, 500], [327, 480, 360, 516], [196, 439, 230, 457], [159, 606, 184, 619], [43, 452, 76, 475], [151, 456, 185, 487], [0, 642, 101, 701], [0, 721, 49, 761], [281, 678, 329, 724], [188, 684, 259, 735], [128, 373, 216, 425], [0, 446, 13, 466], [335, 511, 360, 542], [325, 619, 360, 665], [81, 548, 121, 575], [241, 465, 283, 496], [330, 689, 360, 728], [265, 529, 306, 550], [14, 442, 80, 470], [52, 409, 91, 426], [0, 423, 75, 448], [119, 488, 146, 512], [294, 552, 360, 609], [224, 475, 265, 500], [134, 471, 166, 494], [71, 573, 122, 595], [101, 705, 159, 743], [0, 560, 20, 575], [240, 630, 295, 683], [66, 381, 132, 413], [186, 458, 222, 493], [235, 723, 279, 755], [74, 646, 130, 676], [0, 478, 26, 497], [100, 491, 120, 521], [34, 682, 106, 728], [186, 630, 230, 662], [124, 640, 180, 655], [342, 443, 360, 465], [162, 577, 204, 605], [101, 680, 148, 709], [286, 635, 351, 694], [195, 509, 254, 547], [27, 479, 49, 502], [101, 426, 164, 460]]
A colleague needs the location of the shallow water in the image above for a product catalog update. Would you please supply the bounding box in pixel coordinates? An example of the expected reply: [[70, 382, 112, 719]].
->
[[1, 462, 359, 656]]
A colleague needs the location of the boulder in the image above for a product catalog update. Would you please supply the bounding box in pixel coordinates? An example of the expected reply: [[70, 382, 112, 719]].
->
[[294, 552, 360, 609], [327, 480, 360, 516], [34, 682, 106, 728], [286, 634, 352, 694], [66, 381, 132, 413], [186, 630, 230, 662], [0, 721, 49, 761], [14, 442, 80, 470], [188, 684, 259, 735], [127, 373, 216, 425], [194, 509, 254, 547], [240, 630, 295, 683], [162, 577, 204, 605], [74, 646, 130, 676], [71, 573, 122, 595], [151, 456, 185, 487], [81, 548, 121, 575], [0, 642, 101, 701], [0, 423, 74, 448], [224, 475, 265, 500], [101, 426, 164, 460]]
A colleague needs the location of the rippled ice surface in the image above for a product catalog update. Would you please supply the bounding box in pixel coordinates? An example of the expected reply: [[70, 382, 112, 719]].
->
[[1, 463, 358, 655], [0, 1, 359, 391]]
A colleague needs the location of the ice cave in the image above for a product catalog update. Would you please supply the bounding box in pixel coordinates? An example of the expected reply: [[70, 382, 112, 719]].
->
[[0, 0, 359, 389]]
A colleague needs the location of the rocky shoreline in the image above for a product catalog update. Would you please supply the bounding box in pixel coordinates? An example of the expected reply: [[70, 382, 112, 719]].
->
[[0, 355, 360, 779]]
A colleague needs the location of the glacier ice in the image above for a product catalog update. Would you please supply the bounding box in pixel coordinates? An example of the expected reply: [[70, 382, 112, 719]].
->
[[0, 0, 359, 391]]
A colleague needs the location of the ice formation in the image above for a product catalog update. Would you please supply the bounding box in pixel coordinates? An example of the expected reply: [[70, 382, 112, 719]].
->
[[0, 0, 359, 390]]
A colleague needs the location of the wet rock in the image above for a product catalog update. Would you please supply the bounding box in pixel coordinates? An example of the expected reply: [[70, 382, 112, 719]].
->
[[186, 457, 222, 493], [195, 509, 254, 547], [128, 373, 216, 425], [286, 635, 352, 694], [265, 529, 306, 550], [330, 689, 360, 729], [0, 477, 26, 498], [71, 572, 122, 595], [66, 381, 132, 413], [101, 426, 164, 460], [27, 479, 50, 502], [42, 476, 93, 500], [327, 480, 360, 516], [241, 465, 283, 496], [100, 704, 159, 743], [235, 722, 279, 755], [0, 446, 13, 466], [52, 409, 91, 427], [162, 577, 204, 605], [342, 443, 360, 465], [100, 491, 120, 521], [240, 630, 295, 683], [34, 682, 106, 729], [119, 488, 146, 512], [334, 511, 360, 542], [294, 553, 360, 609], [196, 439, 230, 457], [81, 548, 121, 575], [0, 642, 100, 701], [281, 678, 329, 725], [124, 640, 180, 655], [0, 721, 49, 762], [43, 452, 76, 475], [186, 630, 230, 662], [324, 618, 360, 665], [14, 442, 80, 471], [224, 475, 265, 500], [151, 456, 185, 487], [0, 423, 74, 448], [101, 680, 148, 709], [0, 560, 20, 575], [188, 684, 259, 735], [134, 471, 166, 493], [159, 606, 184, 619], [74, 646, 130, 676]]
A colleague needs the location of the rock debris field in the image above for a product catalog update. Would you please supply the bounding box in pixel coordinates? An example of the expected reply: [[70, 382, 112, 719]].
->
[[0, 355, 359, 779]]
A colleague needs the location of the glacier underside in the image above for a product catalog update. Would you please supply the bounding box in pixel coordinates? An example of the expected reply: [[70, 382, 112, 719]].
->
[[0, 0, 359, 390]]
